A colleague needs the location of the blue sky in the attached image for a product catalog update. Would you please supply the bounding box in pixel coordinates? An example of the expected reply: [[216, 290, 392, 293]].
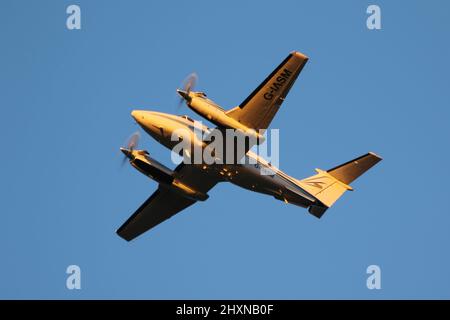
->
[[1, 0, 449, 299]]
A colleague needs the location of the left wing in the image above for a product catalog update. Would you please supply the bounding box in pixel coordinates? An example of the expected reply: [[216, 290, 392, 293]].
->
[[117, 164, 220, 241]]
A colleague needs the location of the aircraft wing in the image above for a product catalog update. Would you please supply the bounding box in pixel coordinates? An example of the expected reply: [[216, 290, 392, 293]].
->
[[173, 163, 220, 192], [226, 51, 308, 130], [117, 164, 220, 241]]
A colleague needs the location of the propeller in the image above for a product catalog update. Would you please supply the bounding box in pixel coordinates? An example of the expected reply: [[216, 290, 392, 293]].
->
[[120, 131, 140, 166], [177, 72, 197, 109]]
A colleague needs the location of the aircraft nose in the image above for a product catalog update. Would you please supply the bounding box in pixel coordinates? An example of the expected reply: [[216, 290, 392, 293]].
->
[[131, 110, 160, 130], [131, 110, 143, 122], [131, 110, 153, 127]]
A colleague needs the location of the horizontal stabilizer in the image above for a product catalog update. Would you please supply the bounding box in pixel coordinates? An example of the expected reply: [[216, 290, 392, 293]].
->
[[327, 152, 382, 185], [297, 152, 382, 213]]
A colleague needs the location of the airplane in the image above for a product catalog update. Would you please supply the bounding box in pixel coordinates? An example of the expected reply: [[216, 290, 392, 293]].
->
[[117, 51, 382, 241]]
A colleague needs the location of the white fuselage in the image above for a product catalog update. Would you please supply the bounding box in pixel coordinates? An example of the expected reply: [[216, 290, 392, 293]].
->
[[131, 110, 316, 208]]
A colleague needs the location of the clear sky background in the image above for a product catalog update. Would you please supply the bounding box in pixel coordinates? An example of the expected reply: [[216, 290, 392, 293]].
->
[[1, 0, 449, 299]]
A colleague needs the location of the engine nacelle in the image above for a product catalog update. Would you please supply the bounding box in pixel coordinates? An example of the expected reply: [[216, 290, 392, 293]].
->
[[170, 180, 209, 201], [188, 94, 265, 144], [131, 153, 174, 185], [130, 151, 208, 201]]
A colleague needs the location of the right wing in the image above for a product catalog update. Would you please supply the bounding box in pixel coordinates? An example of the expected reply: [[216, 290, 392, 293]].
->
[[226, 51, 308, 130], [117, 164, 220, 241]]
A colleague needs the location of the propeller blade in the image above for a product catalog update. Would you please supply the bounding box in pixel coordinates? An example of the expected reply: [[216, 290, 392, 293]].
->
[[176, 73, 198, 110], [177, 95, 184, 110], [120, 131, 140, 167], [121, 153, 128, 167], [127, 131, 140, 150], [183, 72, 198, 93]]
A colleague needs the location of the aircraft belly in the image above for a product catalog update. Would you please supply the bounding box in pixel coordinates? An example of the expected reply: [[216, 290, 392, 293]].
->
[[226, 164, 281, 196], [222, 163, 315, 208]]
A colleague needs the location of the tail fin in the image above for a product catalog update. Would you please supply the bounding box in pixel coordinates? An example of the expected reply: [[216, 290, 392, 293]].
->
[[297, 152, 382, 218]]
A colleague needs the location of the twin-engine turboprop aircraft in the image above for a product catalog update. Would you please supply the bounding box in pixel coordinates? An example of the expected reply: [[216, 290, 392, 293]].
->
[[117, 51, 382, 241]]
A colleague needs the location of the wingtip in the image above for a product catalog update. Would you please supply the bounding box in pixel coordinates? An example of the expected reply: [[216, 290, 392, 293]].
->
[[368, 151, 383, 161], [116, 229, 133, 242], [290, 50, 309, 61]]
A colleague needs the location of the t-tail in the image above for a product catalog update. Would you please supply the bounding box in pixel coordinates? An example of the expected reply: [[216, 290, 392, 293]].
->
[[297, 152, 382, 218]]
